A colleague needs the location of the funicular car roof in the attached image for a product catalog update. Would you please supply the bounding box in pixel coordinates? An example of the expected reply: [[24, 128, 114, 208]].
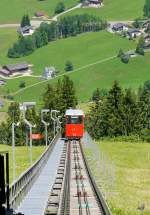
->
[[65, 109, 84, 116]]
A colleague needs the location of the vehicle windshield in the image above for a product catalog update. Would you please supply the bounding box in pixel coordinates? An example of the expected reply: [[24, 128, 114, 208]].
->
[[66, 116, 83, 124]]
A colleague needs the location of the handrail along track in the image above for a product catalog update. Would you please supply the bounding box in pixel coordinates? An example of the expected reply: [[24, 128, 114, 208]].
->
[[9, 133, 60, 210]]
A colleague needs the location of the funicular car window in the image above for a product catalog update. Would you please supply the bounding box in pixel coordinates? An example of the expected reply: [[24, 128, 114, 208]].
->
[[66, 116, 82, 124]]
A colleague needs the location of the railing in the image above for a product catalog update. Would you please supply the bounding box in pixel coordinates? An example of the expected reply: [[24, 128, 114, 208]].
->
[[9, 133, 60, 210], [59, 141, 70, 215]]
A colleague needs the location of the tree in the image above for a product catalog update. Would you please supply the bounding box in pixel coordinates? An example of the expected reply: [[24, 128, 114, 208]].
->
[[144, 0, 150, 17], [145, 21, 150, 33], [133, 18, 141, 28], [19, 81, 26, 88], [121, 53, 130, 64], [136, 36, 145, 55], [92, 88, 101, 102], [137, 87, 150, 141], [105, 81, 125, 137], [122, 88, 137, 136], [118, 49, 130, 63], [21, 15, 31, 27], [65, 61, 73, 72], [55, 2, 65, 14]]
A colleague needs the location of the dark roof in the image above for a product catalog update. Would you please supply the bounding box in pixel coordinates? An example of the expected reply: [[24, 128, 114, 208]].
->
[[18, 26, 32, 33], [112, 23, 127, 30], [3, 63, 29, 72], [144, 34, 150, 39], [0, 68, 11, 75], [128, 29, 141, 34], [89, 0, 101, 3]]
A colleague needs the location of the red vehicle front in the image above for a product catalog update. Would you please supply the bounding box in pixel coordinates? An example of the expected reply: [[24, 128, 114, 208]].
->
[[65, 109, 84, 140]]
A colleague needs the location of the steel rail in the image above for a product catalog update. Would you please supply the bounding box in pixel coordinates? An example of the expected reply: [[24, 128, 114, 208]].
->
[[60, 140, 71, 215], [9, 133, 60, 210], [79, 141, 112, 215]]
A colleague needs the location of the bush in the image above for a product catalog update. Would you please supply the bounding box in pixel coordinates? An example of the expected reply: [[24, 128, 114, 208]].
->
[[136, 47, 145, 55], [121, 54, 130, 63], [65, 61, 73, 72], [19, 81, 26, 88], [118, 49, 130, 63], [55, 2, 65, 14]]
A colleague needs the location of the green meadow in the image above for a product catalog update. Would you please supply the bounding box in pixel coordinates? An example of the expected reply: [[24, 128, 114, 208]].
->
[[0, 0, 78, 24], [0, 144, 45, 183], [1, 29, 136, 100], [84, 141, 150, 215], [66, 0, 145, 21]]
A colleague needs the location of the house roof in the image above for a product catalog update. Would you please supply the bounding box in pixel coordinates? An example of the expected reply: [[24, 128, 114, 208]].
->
[[144, 34, 150, 39], [65, 109, 84, 116], [128, 29, 141, 34], [0, 68, 11, 75], [18, 26, 32, 33], [35, 11, 45, 17], [89, 0, 101, 3], [4, 63, 29, 72], [113, 23, 126, 29]]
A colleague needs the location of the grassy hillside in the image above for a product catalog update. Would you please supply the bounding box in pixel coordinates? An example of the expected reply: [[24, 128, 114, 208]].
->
[[66, 0, 145, 21], [0, 144, 45, 183], [84, 140, 150, 215], [0, 28, 18, 64], [1, 30, 135, 99], [1, 30, 135, 76], [0, 0, 78, 24], [12, 52, 150, 103]]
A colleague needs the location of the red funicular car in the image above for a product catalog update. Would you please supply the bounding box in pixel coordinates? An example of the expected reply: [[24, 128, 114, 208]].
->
[[65, 109, 84, 140]]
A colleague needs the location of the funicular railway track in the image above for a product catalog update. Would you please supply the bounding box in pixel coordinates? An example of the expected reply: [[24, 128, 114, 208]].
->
[[44, 139, 111, 215]]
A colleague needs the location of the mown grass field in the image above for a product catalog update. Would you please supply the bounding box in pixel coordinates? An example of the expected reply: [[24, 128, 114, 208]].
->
[[1, 29, 136, 101], [11, 50, 150, 102], [66, 0, 145, 21], [0, 144, 45, 183], [0, 0, 78, 24], [84, 141, 150, 215]]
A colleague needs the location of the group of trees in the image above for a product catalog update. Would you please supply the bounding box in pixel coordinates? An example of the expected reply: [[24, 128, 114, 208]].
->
[[0, 76, 77, 145], [144, 0, 150, 17], [8, 14, 107, 58], [87, 80, 150, 141]]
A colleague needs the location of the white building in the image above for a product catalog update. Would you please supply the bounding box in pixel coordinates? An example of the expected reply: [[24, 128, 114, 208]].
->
[[18, 26, 34, 37], [42, 67, 56, 80]]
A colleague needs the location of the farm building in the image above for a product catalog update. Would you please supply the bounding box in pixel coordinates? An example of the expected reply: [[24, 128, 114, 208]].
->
[[18, 26, 34, 37], [35, 11, 45, 17], [127, 29, 142, 38], [82, 0, 102, 7], [144, 34, 150, 43], [112, 23, 128, 32], [42, 67, 56, 80], [3, 63, 29, 74], [0, 68, 11, 77]]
